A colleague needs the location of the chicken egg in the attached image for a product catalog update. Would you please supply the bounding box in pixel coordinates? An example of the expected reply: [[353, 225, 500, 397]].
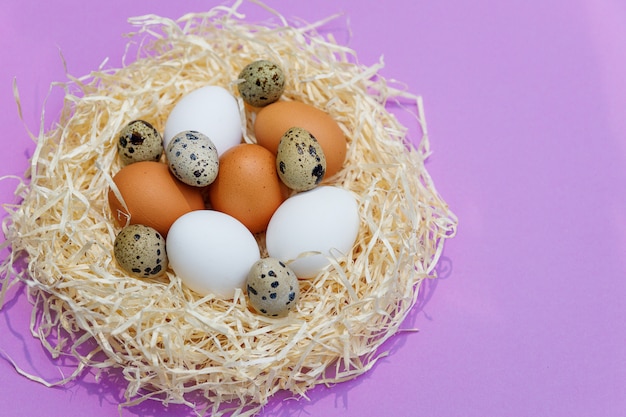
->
[[266, 186, 360, 278], [108, 161, 205, 237], [254, 100, 347, 177], [163, 86, 242, 156], [166, 210, 261, 299], [208, 143, 287, 234]]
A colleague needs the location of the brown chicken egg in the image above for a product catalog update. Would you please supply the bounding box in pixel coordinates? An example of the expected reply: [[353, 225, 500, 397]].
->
[[208, 143, 287, 234], [108, 161, 205, 237], [253, 101, 347, 178]]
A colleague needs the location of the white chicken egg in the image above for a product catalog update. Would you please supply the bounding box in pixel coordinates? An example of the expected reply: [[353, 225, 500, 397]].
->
[[163, 86, 242, 156], [166, 210, 260, 299], [265, 186, 360, 278]]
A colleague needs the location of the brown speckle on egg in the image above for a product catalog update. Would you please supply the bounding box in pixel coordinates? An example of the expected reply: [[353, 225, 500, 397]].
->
[[246, 257, 299, 317], [237, 60, 285, 108], [165, 130, 219, 187], [276, 127, 326, 191], [117, 120, 163, 165], [114, 224, 168, 278]]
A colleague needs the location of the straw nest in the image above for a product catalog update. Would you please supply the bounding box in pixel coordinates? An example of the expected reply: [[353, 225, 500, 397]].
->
[[1, 1, 457, 416]]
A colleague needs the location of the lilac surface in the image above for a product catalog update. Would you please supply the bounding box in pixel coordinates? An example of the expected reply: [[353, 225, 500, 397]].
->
[[1, 0, 625, 416]]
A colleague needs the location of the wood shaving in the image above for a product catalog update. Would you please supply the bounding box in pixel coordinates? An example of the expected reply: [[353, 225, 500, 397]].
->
[[0, 1, 457, 415]]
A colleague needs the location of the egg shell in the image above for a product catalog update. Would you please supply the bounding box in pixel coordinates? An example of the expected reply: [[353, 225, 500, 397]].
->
[[237, 60, 285, 108], [117, 120, 163, 165], [108, 161, 205, 237], [163, 86, 242, 156], [276, 127, 326, 191], [266, 186, 360, 278], [246, 258, 299, 317], [114, 224, 168, 278], [166, 130, 219, 187], [208, 143, 288, 234], [254, 101, 347, 177], [166, 210, 261, 299]]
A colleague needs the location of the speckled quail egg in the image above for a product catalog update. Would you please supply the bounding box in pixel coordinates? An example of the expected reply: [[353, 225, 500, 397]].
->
[[117, 120, 163, 165], [276, 127, 326, 191], [114, 224, 168, 278], [237, 60, 285, 108], [246, 257, 299, 317], [165, 130, 219, 187]]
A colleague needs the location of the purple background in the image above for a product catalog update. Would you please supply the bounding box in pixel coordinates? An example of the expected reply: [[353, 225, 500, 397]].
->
[[1, 0, 625, 416]]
